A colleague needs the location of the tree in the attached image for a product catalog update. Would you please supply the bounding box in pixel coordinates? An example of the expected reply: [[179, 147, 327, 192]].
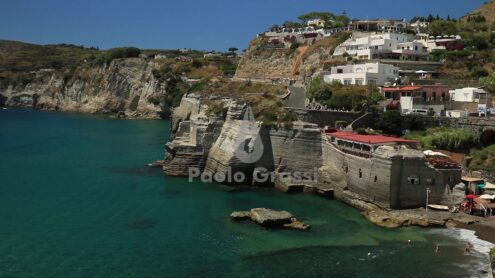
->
[[374, 111, 403, 135], [228, 47, 238, 53], [307, 77, 332, 103], [467, 35, 489, 50], [427, 20, 457, 36], [480, 73, 495, 93], [283, 21, 304, 29]]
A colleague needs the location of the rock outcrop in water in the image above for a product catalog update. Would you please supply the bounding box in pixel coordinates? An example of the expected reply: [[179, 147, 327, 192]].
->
[[0, 58, 167, 119], [231, 208, 310, 230]]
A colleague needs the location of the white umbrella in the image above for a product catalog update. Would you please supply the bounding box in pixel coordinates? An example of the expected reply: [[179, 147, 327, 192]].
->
[[479, 194, 495, 200]]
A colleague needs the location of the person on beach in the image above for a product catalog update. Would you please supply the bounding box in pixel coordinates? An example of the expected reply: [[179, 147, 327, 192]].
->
[[435, 244, 440, 254]]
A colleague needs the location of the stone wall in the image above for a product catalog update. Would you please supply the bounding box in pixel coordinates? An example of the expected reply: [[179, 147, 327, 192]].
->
[[289, 108, 363, 128], [269, 122, 323, 176], [321, 138, 462, 209], [389, 157, 461, 208], [321, 141, 393, 207]]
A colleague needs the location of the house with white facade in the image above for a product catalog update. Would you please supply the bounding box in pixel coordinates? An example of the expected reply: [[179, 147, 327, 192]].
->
[[154, 54, 167, 59], [415, 34, 464, 51], [333, 32, 429, 61], [449, 87, 490, 117], [351, 19, 407, 33], [323, 63, 399, 86], [307, 19, 326, 28], [450, 87, 488, 102]]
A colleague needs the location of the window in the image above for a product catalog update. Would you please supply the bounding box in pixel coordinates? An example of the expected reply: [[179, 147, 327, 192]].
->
[[374, 176, 378, 182], [355, 79, 363, 85], [337, 68, 343, 74], [426, 178, 435, 185], [359, 169, 362, 178], [408, 175, 420, 185], [344, 79, 352, 85]]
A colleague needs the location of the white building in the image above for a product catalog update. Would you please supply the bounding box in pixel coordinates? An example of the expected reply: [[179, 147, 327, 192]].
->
[[449, 87, 488, 102], [307, 19, 326, 28], [415, 34, 463, 51], [333, 32, 429, 61], [410, 21, 429, 30], [154, 54, 167, 59], [323, 63, 399, 86]]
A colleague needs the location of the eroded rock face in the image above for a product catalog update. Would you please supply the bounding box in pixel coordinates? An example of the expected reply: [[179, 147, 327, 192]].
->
[[163, 95, 324, 188], [0, 58, 165, 119], [163, 95, 226, 176], [231, 208, 310, 230], [203, 109, 275, 185]]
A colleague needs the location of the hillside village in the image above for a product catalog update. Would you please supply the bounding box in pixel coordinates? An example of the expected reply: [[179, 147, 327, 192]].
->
[[4, 2, 495, 224], [164, 1, 495, 223]]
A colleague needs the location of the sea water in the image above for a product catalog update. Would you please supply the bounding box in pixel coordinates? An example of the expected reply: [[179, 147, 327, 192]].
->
[[0, 108, 492, 277]]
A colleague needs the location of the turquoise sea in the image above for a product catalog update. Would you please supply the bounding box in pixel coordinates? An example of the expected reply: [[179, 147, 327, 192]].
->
[[0, 108, 493, 277]]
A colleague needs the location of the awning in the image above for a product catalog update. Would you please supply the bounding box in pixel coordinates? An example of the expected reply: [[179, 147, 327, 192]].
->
[[462, 176, 484, 183], [484, 182, 495, 190]]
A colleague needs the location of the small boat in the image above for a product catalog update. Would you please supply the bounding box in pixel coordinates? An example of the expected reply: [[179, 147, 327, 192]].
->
[[427, 204, 450, 211], [1, 107, 6, 110]]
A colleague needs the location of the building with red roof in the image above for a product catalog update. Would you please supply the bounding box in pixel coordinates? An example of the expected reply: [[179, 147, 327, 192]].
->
[[382, 84, 450, 116], [323, 129, 461, 209]]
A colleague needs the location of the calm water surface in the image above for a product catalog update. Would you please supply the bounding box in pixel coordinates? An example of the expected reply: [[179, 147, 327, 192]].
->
[[0, 108, 492, 277]]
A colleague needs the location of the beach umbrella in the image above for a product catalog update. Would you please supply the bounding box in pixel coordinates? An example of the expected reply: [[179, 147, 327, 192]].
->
[[480, 194, 495, 200], [465, 194, 478, 199]]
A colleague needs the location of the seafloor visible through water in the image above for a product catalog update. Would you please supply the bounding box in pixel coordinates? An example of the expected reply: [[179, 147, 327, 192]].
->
[[0, 108, 492, 277]]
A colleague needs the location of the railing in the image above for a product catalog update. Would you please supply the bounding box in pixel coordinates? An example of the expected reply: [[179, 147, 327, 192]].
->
[[332, 143, 372, 158]]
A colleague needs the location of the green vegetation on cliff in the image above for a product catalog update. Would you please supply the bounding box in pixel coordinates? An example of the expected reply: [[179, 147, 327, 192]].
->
[[469, 144, 495, 173], [404, 127, 476, 151], [307, 77, 381, 111]]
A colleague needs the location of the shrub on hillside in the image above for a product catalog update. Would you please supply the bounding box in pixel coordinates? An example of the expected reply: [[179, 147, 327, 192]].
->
[[404, 127, 476, 151], [374, 111, 403, 135]]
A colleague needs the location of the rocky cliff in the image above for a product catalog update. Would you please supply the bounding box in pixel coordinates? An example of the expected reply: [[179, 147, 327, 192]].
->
[[0, 58, 166, 119], [234, 33, 349, 82], [164, 95, 322, 186]]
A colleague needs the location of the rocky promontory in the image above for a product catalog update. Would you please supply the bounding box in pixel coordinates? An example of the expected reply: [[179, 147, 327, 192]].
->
[[1, 58, 166, 119]]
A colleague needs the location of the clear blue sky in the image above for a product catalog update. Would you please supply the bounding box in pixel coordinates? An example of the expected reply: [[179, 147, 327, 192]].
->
[[0, 0, 487, 51]]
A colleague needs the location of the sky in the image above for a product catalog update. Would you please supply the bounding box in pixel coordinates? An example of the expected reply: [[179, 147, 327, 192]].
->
[[0, 0, 487, 51]]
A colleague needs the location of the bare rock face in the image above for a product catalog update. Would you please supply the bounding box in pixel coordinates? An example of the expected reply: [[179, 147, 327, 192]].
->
[[0, 58, 165, 119], [235, 48, 297, 81], [231, 208, 310, 230], [163, 95, 225, 176], [203, 104, 275, 185]]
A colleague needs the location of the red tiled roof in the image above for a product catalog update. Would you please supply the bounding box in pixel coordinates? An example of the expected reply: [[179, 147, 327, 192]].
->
[[326, 130, 417, 145], [383, 86, 423, 92]]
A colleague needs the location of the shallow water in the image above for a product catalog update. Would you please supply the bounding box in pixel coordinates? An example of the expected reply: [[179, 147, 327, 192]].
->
[[0, 108, 492, 277]]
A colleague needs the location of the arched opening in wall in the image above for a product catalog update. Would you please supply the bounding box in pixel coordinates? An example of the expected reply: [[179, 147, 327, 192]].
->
[[480, 129, 495, 147]]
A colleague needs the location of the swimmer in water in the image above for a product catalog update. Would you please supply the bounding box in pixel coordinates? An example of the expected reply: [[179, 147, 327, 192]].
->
[[465, 242, 472, 254], [435, 244, 440, 254]]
